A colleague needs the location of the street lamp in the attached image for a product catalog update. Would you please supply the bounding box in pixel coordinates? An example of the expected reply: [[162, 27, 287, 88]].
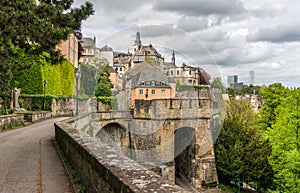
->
[[237, 178, 242, 193], [43, 80, 47, 111], [75, 68, 80, 115]]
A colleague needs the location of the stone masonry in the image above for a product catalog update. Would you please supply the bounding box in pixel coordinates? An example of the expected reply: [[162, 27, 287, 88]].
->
[[87, 89, 223, 190]]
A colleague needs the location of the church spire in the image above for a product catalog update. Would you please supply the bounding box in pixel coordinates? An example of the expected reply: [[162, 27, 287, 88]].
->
[[134, 32, 142, 46], [171, 50, 175, 65]]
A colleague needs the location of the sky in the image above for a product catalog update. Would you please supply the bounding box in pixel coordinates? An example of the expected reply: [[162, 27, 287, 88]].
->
[[73, 0, 300, 87]]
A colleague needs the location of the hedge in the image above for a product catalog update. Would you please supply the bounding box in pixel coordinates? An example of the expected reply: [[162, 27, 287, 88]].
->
[[12, 53, 75, 96]]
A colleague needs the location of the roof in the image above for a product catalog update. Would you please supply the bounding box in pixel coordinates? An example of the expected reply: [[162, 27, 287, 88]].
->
[[126, 62, 154, 79], [81, 37, 96, 48], [134, 44, 161, 57], [164, 62, 177, 68], [130, 67, 172, 88], [120, 57, 131, 64], [100, 45, 113, 51]]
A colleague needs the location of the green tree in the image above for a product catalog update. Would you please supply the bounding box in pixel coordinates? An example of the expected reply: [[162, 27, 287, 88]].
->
[[267, 88, 300, 193], [215, 100, 273, 192], [211, 78, 225, 93], [94, 59, 114, 107], [0, 0, 94, 96], [258, 83, 290, 131]]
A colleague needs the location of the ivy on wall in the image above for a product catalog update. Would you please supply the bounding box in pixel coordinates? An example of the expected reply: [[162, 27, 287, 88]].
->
[[80, 63, 96, 96], [12, 53, 75, 96]]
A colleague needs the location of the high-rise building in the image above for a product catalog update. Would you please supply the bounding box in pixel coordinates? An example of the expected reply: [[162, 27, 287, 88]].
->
[[227, 75, 238, 85], [249, 71, 255, 86]]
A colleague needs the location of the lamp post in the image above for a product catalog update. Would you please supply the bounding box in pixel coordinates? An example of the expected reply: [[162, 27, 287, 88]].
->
[[75, 68, 80, 115], [237, 178, 242, 193], [43, 80, 47, 111]]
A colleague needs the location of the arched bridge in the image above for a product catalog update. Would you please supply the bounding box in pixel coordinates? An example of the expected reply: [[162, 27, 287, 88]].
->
[[86, 98, 222, 190]]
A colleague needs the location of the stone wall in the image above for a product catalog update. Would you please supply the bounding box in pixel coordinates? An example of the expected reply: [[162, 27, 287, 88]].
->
[[55, 117, 189, 193], [0, 114, 24, 130], [92, 96, 221, 190], [23, 111, 52, 122]]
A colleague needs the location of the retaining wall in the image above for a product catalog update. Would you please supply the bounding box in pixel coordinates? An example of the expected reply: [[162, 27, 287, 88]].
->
[[0, 114, 24, 130], [55, 118, 189, 193]]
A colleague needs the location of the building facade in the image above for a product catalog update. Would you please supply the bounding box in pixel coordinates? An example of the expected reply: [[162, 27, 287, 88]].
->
[[56, 32, 79, 68], [80, 37, 99, 66]]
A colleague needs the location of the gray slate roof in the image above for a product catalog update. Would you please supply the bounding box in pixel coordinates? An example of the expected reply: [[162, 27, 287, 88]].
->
[[131, 67, 172, 88]]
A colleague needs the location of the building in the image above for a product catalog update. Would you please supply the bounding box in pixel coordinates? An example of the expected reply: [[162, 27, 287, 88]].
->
[[229, 82, 244, 90], [56, 31, 80, 68], [131, 32, 165, 67], [163, 51, 210, 86], [249, 70, 255, 86], [80, 37, 99, 66], [129, 66, 175, 107], [99, 45, 114, 66], [227, 75, 238, 85]]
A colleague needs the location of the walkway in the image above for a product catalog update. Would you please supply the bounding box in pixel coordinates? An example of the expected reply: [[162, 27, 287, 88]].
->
[[0, 117, 73, 193]]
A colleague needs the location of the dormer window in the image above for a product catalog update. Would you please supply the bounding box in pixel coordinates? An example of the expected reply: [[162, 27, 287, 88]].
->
[[162, 81, 165, 85], [141, 81, 145, 85], [151, 81, 155, 86]]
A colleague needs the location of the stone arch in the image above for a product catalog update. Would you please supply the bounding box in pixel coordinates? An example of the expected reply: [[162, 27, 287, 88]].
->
[[174, 127, 196, 184], [96, 122, 130, 150]]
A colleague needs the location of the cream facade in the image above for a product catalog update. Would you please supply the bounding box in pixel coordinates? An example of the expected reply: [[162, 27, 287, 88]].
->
[[56, 32, 79, 68]]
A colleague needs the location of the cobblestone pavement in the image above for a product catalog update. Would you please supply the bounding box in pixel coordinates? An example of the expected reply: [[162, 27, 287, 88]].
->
[[0, 117, 73, 193]]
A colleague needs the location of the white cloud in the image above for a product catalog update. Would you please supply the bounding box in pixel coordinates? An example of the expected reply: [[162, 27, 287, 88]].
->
[[73, 0, 300, 87]]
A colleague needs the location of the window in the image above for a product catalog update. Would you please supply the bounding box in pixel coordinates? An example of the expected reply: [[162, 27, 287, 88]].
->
[[119, 67, 122, 71], [189, 70, 192, 75], [166, 71, 169, 76], [177, 70, 180, 76], [151, 89, 155, 95], [139, 89, 143, 95], [161, 90, 166, 95], [171, 70, 173, 76], [188, 80, 192, 84]]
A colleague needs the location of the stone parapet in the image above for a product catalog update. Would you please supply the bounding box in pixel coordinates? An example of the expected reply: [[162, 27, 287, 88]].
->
[[23, 111, 52, 122], [0, 114, 24, 130], [55, 118, 189, 193]]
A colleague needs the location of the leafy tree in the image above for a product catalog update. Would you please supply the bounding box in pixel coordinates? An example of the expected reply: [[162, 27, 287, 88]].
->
[[266, 88, 300, 192], [211, 78, 225, 93], [215, 100, 273, 192], [0, 0, 94, 96], [94, 59, 114, 107], [258, 83, 290, 131], [243, 85, 260, 95], [225, 85, 261, 96], [225, 87, 241, 96]]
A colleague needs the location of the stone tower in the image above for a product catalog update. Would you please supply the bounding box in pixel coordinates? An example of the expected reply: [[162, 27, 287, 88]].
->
[[133, 32, 142, 54], [171, 50, 175, 65]]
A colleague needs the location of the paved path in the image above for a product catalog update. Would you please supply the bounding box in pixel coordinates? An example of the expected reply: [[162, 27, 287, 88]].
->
[[0, 117, 73, 193]]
